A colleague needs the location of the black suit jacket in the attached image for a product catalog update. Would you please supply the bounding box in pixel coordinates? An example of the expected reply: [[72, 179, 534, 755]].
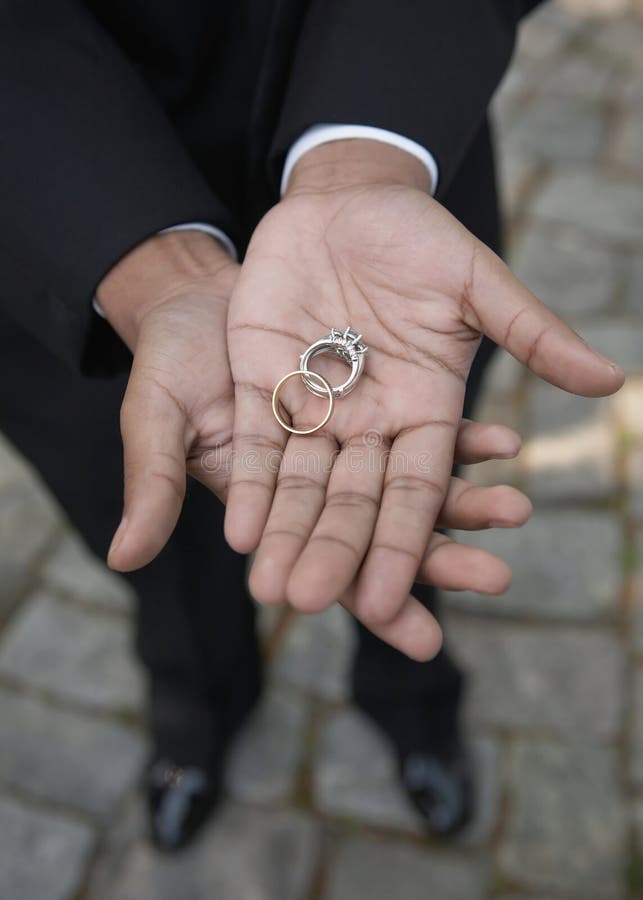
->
[[0, 0, 542, 373]]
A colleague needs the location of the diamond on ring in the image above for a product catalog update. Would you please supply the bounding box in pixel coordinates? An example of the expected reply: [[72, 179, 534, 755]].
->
[[300, 326, 368, 399]]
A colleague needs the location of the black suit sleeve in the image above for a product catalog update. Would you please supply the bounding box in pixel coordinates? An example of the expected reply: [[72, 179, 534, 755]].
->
[[271, 0, 541, 197], [0, 0, 235, 374]]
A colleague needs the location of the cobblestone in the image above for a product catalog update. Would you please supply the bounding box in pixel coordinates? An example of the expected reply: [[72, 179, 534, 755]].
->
[[0, 794, 95, 900], [495, 144, 540, 217], [506, 95, 607, 162], [632, 798, 643, 856], [539, 44, 617, 101], [575, 320, 643, 374], [481, 348, 524, 397], [629, 668, 643, 785], [493, 63, 535, 128], [509, 222, 619, 319], [532, 168, 643, 243], [325, 836, 490, 900], [41, 533, 134, 613], [456, 736, 501, 849], [446, 618, 625, 739], [225, 685, 309, 804], [628, 449, 643, 521], [0, 481, 60, 620], [622, 69, 643, 104], [313, 708, 424, 832], [610, 375, 643, 439], [612, 111, 643, 172], [0, 433, 38, 491], [497, 896, 582, 900], [587, 14, 643, 70], [92, 804, 320, 900], [516, 6, 576, 59], [0, 591, 144, 711], [498, 740, 627, 897], [623, 254, 643, 313], [632, 532, 643, 651], [444, 509, 621, 621], [0, 686, 146, 819], [269, 605, 354, 702], [523, 384, 616, 501]]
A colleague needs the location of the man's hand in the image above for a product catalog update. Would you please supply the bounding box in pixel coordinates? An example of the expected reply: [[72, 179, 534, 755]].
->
[[225, 139, 624, 637], [96, 224, 535, 660], [97, 227, 531, 660], [96, 230, 239, 572]]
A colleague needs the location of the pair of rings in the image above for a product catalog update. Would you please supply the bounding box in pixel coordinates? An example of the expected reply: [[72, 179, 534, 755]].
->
[[272, 327, 368, 435]]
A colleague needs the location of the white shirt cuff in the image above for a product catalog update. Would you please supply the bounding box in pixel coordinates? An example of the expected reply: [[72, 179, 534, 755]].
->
[[280, 124, 439, 197], [92, 222, 237, 319], [157, 222, 238, 261]]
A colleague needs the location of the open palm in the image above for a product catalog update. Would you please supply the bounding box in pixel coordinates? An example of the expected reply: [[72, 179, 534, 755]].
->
[[225, 184, 623, 633]]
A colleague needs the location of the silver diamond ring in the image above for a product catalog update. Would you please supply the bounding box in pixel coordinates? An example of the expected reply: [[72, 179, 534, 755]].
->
[[300, 327, 368, 399]]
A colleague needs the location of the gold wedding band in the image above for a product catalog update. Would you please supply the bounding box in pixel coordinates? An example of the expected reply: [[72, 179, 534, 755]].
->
[[271, 369, 334, 435]]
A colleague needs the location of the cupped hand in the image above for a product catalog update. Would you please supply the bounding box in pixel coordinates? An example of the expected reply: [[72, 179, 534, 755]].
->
[[224, 142, 624, 636], [100, 231, 241, 572]]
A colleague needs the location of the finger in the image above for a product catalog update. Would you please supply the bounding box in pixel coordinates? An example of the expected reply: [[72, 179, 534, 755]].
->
[[436, 477, 532, 531], [286, 434, 389, 613], [108, 370, 187, 572], [340, 588, 444, 662], [224, 381, 288, 553], [465, 243, 624, 398], [417, 532, 512, 595], [353, 418, 457, 627], [188, 438, 233, 503], [249, 431, 338, 605], [453, 418, 521, 465], [342, 534, 513, 660]]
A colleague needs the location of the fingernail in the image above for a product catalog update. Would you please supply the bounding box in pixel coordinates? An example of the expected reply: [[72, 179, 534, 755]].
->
[[576, 331, 623, 373], [496, 442, 521, 459], [593, 350, 623, 373], [108, 517, 128, 560]]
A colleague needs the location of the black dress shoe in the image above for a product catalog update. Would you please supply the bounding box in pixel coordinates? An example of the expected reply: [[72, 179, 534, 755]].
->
[[353, 689, 473, 837], [400, 740, 473, 836], [146, 757, 222, 852], [146, 655, 264, 851]]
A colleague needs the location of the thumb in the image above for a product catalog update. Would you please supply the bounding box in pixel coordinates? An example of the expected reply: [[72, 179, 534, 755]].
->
[[465, 242, 624, 398], [107, 365, 188, 572]]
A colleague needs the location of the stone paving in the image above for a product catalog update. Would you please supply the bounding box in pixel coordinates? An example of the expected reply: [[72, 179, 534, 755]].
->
[[0, 4, 642, 899]]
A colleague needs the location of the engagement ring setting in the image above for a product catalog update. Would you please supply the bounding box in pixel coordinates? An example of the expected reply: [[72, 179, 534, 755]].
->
[[272, 327, 368, 435]]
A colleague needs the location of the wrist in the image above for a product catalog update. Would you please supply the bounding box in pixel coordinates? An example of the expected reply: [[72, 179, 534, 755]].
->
[[96, 230, 236, 349], [285, 138, 431, 197]]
